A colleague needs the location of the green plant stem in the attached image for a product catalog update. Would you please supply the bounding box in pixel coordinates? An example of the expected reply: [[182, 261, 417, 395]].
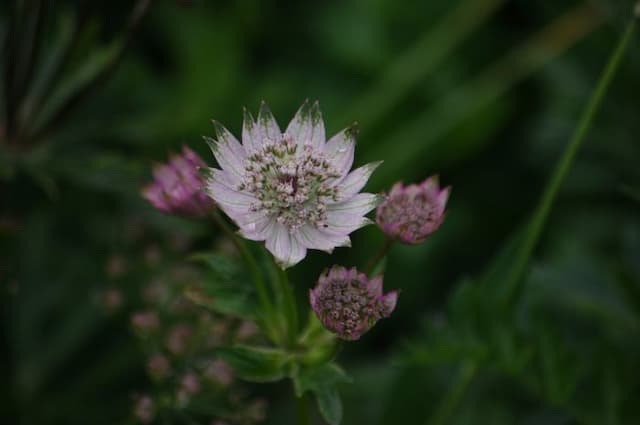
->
[[366, 3, 603, 186], [501, 14, 638, 308], [295, 392, 311, 425], [426, 361, 477, 425], [365, 238, 394, 275], [278, 267, 299, 348], [210, 210, 275, 331]]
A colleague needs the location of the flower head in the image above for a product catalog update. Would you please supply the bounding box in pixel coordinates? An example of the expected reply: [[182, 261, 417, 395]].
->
[[309, 266, 397, 341], [203, 101, 382, 268], [376, 176, 450, 244], [142, 146, 215, 217], [133, 395, 154, 424], [131, 311, 159, 333]]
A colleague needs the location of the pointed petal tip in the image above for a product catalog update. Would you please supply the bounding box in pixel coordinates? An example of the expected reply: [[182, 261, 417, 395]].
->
[[203, 136, 219, 154]]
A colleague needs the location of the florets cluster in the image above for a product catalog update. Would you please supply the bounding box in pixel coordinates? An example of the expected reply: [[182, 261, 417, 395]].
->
[[376, 176, 450, 244], [237, 135, 341, 231], [310, 266, 397, 340]]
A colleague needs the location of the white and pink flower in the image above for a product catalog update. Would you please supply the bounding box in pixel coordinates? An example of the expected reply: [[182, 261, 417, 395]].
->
[[204, 101, 382, 268]]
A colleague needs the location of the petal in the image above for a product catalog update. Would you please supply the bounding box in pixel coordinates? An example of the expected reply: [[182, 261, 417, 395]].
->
[[380, 291, 398, 317], [242, 108, 262, 154], [324, 193, 382, 235], [334, 161, 382, 200], [204, 129, 246, 182], [238, 215, 275, 242], [204, 177, 256, 213], [388, 182, 406, 198], [285, 100, 325, 150], [324, 126, 356, 177], [328, 193, 382, 216], [201, 167, 240, 189], [265, 223, 306, 269], [324, 213, 372, 236], [257, 101, 282, 142], [437, 186, 451, 210], [296, 224, 351, 253], [367, 276, 383, 297]]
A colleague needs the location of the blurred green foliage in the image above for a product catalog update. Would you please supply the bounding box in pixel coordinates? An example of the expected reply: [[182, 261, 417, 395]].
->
[[2, 0, 640, 424]]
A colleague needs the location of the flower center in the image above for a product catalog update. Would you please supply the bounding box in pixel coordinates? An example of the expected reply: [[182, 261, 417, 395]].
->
[[239, 135, 340, 231]]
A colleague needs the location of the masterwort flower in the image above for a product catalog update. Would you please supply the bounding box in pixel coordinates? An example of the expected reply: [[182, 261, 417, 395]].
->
[[204, 101, 382, 268], [142, 146, 215, 217], [309, 266, 397, 340], [376, 176, 450, 245]]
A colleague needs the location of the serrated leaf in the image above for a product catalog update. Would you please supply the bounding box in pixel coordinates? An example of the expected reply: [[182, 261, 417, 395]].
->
[[316, 387, 342, 425], [188, 252, 257, 319], [293, 362, 352, 397], [292, 362, 351, 425], [217, 345, 290, 383]]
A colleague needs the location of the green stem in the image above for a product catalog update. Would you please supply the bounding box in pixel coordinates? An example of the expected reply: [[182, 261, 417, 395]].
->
[[365, 238, 394, 275], [210, 210, 275, 331], [295, 392, 311, 425], [279, 267, 299, 348], [426, 361, 477, 425], [501, 15, 638, 308]]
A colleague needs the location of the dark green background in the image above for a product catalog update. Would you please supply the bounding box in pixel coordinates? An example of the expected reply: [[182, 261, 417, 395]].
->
[[2, 0, 639, 424]]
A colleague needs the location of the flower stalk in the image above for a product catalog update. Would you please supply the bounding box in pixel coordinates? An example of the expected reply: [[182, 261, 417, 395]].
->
[[500, 11, 638, 309], [364, 238, 394, 275], [210, 209, 279, 341], [278, 267, 299, 348]]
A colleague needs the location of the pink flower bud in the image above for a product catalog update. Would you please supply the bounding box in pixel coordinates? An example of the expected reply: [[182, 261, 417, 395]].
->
[[310, 266, 397, 340], [147, 354, 170, 380], [131, 311, 159, 332], [180, 372, 201, 395], [376, 176, 450, 244], [205, 359, 234, 386], [142, 146, 215, 218], [133, 395, 154, 424], [166, 324, 193, 355]]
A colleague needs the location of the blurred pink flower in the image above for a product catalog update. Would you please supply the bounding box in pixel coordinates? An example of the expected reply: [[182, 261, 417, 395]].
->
[[131, 311, 159, 332], [203, 101, 382, 268], [376, 176, 450, 244], [180, 372, 201, 395], [205, 359, 234, 386], [166, 324, 193, 355], [133, 395, 154, 424], [142, 146, 215, 217], [147, 354, 170, 380], [102, 288, 123, 312], [310, 266, 397, 341]]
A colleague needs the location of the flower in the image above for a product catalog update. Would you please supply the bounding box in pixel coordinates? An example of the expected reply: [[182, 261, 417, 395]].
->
[[142, 146, 215, 217], [309, 266, 397, 340], [376, 176, 450, 244], [133, 395, 154, 424], [166, 324, 193, 355], [203, 101, 382, 268], [147, 354, 170, 380], [180, 372, 201, 395], [131, 311, 159, 332], [204, 359, 234, 386]]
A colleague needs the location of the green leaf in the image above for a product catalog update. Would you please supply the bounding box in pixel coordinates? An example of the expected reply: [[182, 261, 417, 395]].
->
[[316, 386, 343, 425], [293, 362, 351, 425], [293, 362, 352, 397], [188, 252, 257, 319], [217, 345, 291, 383]]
